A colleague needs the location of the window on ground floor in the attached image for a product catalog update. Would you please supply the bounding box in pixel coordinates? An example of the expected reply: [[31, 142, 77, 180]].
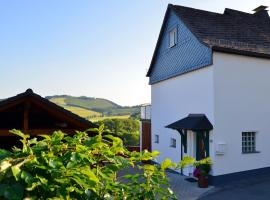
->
[[170, 138, 176, 148], [242, 132, 257, 153], [154, 135, 159, 143]]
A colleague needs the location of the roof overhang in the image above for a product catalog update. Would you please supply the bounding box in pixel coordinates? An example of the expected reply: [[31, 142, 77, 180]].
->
[[212, 46, 270, 59], [166, 114, 213, 131], [0, 89, 98, 129]]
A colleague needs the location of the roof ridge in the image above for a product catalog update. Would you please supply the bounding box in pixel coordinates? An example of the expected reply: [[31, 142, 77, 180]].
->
[[224, 8, 253, 16], [0, 90, 97, 128], [171, 4, 223, 16]]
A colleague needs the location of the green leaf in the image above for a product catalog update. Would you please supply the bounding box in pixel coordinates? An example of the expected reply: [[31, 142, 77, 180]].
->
[[21, 170, 34, 184], [11, 165, 21, 181], [161, 159, 172, 171], [0, 160, 12, 172], [80, 169, 99, 183], [9, 129, 29, 139], [151, 150, 160, 157], [36, 175, 48, 184], [0, 150, 11, 161], [51, 131, 65, 144], [144, 164, 155, 175], [179, 156, 196, 169]]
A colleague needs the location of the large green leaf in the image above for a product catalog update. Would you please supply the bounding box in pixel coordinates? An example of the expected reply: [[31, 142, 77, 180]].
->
[[11, 166, 21, 181]]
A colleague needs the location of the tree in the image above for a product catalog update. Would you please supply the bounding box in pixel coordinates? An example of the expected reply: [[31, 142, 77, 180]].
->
[[96, 118, 140, 146]]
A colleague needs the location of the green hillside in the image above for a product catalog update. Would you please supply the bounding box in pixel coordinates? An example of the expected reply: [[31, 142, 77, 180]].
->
[[63, 106, 101, 118], [46, 95, 140, 121]]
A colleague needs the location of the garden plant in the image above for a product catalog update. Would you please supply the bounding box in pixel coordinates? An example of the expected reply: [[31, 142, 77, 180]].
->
[[0, 126, 177, 200]]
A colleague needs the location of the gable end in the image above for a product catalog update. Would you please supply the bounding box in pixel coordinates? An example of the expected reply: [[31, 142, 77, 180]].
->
[[147, 5, 212, 84]]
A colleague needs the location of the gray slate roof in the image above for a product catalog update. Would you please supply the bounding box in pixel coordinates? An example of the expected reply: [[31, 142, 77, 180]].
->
[[147, 5, 270, 77], [171, 5, 270, 57]]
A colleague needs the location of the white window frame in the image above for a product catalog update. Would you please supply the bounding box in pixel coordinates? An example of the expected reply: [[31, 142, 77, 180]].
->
[[154, 135, 159, 143], [170, 138, 176, 148], [169, 27, 177, 48], [242, 132, 258, 153]]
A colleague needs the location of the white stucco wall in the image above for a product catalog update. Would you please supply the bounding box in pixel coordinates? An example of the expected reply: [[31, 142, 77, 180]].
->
[[213, 52, 270, 176], [151, 66, 214, 165]]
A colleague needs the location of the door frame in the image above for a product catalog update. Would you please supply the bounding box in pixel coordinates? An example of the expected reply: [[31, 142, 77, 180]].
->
[[195, 131, 209, 160]]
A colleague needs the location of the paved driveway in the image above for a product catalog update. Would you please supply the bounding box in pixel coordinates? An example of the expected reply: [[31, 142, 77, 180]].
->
[[199, 175, 270, 200]]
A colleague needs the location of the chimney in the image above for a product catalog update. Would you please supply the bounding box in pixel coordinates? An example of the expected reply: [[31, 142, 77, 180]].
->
[[253, 5, 269, 19]]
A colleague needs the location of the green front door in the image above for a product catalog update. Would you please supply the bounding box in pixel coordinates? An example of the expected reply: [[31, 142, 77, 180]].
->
[[196, 131, 209, 160]]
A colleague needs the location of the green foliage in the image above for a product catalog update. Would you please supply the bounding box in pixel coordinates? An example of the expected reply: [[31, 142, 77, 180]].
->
[[129, 111, 140, 120], [0, 127, 176, 200], [178, 156, 196, 169], [96, 118, 140, 146], [194, 157, 212, 176], [179, 156, 213, 176]]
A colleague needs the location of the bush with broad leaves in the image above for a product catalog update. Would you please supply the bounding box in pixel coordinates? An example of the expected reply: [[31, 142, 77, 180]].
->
[[0, 126, 177, 200]]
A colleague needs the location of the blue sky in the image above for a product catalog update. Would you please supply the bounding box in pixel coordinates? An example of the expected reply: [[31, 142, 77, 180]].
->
[[0, 0, 269, 105]]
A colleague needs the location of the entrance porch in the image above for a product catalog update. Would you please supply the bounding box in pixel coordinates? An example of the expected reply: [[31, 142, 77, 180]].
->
[[166, 114, 213, 176]]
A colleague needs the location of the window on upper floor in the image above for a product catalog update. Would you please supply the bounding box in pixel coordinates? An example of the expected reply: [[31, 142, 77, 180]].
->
[[169, 27, 177, 48], [242, 132, 258, 153], [170, 138, 176, 148], [154, 134, 159, 143]]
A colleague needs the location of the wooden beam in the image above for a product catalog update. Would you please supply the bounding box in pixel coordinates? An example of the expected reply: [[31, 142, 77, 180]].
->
[[29, 98, 91, 129], [0, 98, 25, 112], [0, 129, 78, 136], [23, 102, 30, 132]]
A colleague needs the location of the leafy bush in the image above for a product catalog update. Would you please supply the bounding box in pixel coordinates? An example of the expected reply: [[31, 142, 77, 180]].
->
[[179, 156, 213, 177], [0, 126, 176, 200]]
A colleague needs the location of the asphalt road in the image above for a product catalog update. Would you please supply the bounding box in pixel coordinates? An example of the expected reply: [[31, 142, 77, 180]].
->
[[199, 176, 270, 200]]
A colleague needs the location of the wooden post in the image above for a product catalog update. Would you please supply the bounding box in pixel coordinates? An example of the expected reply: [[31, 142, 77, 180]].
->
[[23, 102, 30, 133]]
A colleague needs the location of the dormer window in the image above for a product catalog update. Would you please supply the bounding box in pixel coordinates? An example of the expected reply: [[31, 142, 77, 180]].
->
[[169, 27, 177, 48]]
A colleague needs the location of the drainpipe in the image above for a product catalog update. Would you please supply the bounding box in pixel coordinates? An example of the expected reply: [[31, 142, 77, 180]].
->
[[181, 134, 183, 175]]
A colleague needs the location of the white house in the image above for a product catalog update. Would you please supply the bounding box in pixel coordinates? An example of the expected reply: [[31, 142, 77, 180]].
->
[[146, 4, 270, 184]]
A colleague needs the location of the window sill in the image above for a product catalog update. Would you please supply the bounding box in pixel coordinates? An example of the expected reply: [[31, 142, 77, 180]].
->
[[242, 151, 260, 154], [169, 44, 177, 49]]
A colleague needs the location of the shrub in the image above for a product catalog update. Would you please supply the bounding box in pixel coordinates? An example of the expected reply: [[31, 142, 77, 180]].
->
[[179, 156, 213, 177], [0, 126, 176, 200]]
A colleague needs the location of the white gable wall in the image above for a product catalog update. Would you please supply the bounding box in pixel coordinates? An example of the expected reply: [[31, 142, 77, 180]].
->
[[151, 66, 214, 165], [213, 52, 270, 176]]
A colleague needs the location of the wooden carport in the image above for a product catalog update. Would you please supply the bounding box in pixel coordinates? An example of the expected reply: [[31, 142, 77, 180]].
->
[[0, 89, 97, 149]]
